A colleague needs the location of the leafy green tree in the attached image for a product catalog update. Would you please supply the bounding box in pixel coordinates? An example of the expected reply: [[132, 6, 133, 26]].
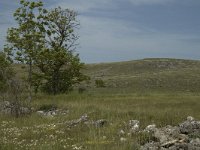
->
[[5, 0, 45, 100], [6, 0, 87, 95], [35, 7, 87, 94], [0, 52, 13, 95]]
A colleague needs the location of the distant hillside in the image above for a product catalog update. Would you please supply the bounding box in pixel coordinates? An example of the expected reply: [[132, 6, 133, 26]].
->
[[83, 58, 200, 92], [13, 58, 200, 93]]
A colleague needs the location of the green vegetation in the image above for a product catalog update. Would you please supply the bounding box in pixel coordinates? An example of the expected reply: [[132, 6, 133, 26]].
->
[[0, 52, 13, 94], [0, 92, 200, 149], [0, 0, 200, 149], [84, 58, 200, 93], [5, 0, 86, 96], [95, 79, 106, 88], [0, 58, 200, 149]]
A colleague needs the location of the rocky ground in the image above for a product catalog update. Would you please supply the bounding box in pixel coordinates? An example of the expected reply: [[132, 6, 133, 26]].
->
[[140, 116, 200, 150], [0, 101, 200, 149]]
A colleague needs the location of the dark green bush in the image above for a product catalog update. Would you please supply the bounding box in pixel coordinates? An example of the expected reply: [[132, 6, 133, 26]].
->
[[38, 104, 57, 112], [78, 87, 87, 94], [95, 79, 105, 88]]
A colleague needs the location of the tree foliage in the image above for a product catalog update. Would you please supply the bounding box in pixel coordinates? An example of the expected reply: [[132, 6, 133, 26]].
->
[[0, 52, 13, 94], [34, 7, 87, 94], [5, 0, 44, 100], [5, 0, 87, 95]]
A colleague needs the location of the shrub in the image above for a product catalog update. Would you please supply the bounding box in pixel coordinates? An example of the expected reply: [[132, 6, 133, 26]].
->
[[78, 87, 87, 94], [95, 79, 106, 88], [38, 104, 57, 112], [0, 52, 29, 117]]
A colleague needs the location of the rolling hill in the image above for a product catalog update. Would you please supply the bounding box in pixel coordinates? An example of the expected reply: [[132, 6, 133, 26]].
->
[[83, 58, 200, 92], [13, 58, 200, 93], [3, 58, 200, 150]]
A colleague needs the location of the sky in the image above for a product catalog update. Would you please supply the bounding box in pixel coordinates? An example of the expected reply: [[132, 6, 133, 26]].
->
[[0, 0, 200, 63]]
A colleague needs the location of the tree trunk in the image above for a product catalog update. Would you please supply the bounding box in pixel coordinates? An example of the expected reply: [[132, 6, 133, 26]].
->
[[52, 70, 59, 95], [28, 60, 32, 102]]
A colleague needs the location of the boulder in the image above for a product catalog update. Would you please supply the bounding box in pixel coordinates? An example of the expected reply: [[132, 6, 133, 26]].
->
[[128, 120, 140, 133], [0, 101, 31, 116], [95, 119, 107, 127], [141, 142, 160, 150], [144, 124, 157, 132], [67, 114, 89, 127], [120, 137, 127, 142], [179, 120, 200, 134], [188, 138, 200, 150], [141, 116, 200, 150], [154, 125, 181, 144]]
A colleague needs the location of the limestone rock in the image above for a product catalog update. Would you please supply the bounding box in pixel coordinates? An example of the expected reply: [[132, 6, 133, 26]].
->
[[179, 120, 200, 134], [128, 120, 140, 133], [141, 116, 200, 150], [0, 101, 31, 116], [95, 119, 107, 127], [144, 124, 157, 132], [120, 137, 127, 142], [118, 129, 125, 136]]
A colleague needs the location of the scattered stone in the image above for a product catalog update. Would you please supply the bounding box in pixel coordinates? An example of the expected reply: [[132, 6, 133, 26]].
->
[[154, 125, 181, 144], [79, 114, 89, 122], [36, 109, 68, 117], [0, 101, 11, 114], [102, 136, 107, 140], [128, 120, 140, 133], [0, 101, 31, 116], [1, 101, 10, 107], [141, 116, 200, 150], [120, 137, 127, 142], [141, 142, 160, 150], [119, 129, 125, 136], [67, 114, 89, 127], [95, 119, 107, 127], [128, 120, 139, 128], [85, 119, 108, 127], [36, 110, 44, 115], [169, 143, 188, 150], [127, 132, 131, 136], [21, 107, 31, 114], [161, 139, 179, 148], [189, 138, 200, 149], [179, 119, 200, 134], [144, 124, 157, 132], [187, 116, 195, 122]]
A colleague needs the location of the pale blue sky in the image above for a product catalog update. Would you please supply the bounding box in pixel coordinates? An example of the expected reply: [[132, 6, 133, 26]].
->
[[0, 0, 200, 63]]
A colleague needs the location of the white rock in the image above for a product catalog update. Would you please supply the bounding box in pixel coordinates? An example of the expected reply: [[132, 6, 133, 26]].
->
[[80, 114, 88, 122], [119, 129, 125, 135], [51, 111, 56, 116], [187, 116, 194, 122], [36, 111, 44, 115], [129, 120, 140, 127], [127, 133, 131, 136], [120, 137, 127, 142], [130, 124, 139, 133], [144, 124, 156, 132]]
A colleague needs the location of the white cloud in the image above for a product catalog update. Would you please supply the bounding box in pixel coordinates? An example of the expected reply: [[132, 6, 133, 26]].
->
[[76, 15, 200, 63], [1, 0, 199, 62], [128, 0, 173, 5], [48, 0, 114, 13]]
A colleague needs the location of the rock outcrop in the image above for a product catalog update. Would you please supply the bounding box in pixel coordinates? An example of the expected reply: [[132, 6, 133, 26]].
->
[[141, 116, 200, 150], [0, 101, 31, 116]]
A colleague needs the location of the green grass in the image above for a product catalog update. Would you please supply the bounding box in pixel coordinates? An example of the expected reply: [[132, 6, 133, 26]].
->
[[0, 58, 200, 149], [84, 58, 200, 92], [1, 90, 200, 150]]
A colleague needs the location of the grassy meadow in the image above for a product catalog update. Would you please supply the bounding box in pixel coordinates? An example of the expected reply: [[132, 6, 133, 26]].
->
[[1, 58, 200, 149]]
